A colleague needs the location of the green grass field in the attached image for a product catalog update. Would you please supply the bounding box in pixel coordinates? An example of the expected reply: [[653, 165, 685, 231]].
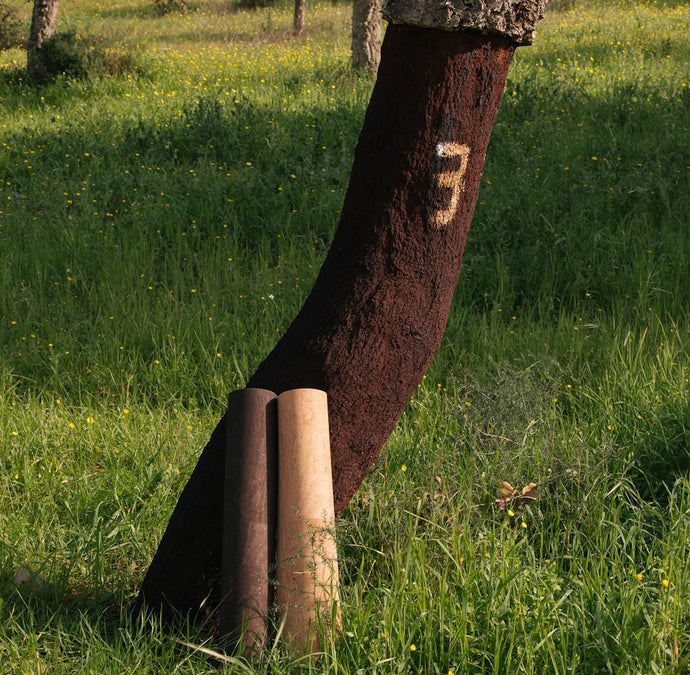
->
[[1, 0, 689, 672]]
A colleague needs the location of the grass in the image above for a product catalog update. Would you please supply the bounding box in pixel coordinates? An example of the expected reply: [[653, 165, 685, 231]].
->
[[1, 0, 689, 671]]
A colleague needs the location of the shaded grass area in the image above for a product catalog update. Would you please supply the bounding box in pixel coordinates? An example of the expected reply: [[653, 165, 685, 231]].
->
[[1, 0, 689, 672]]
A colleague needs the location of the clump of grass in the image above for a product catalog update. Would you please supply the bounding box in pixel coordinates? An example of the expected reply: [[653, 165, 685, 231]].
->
[[37, 31, 143, 80], [152, 0, 189, 15], [546, 0, 578, 12], [0, 1, 24, 52]]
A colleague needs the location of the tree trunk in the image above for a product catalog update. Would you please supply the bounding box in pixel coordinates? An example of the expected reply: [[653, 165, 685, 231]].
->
[[351, 0, 382, 71], [134, 23, 520, 626], [293, 0, 305, 36], [27, 0, 59, 82]]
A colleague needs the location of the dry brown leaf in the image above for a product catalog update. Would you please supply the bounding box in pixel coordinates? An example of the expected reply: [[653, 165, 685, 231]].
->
[[521, 482, 537, 495], [496, 481, 516, 498]]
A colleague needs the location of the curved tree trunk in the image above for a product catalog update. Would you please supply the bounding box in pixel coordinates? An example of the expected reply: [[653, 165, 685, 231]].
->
[[27, 0, 59, 82], [351, 0, 382, 71], [134, 23, 518, 626]]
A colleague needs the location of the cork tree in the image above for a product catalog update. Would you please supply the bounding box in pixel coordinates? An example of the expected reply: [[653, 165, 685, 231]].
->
[[27, 0, 59, 82], [293, 0, 305, 36], [351, 0, 382, 71], [134, 0, 549, 626]]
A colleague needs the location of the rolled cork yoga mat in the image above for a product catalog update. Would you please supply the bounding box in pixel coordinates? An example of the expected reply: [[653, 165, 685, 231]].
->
[[220, 387, 278, 654], [275, 388, 340, 653]]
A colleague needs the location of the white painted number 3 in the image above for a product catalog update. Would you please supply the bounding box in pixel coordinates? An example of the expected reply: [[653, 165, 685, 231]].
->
[[432, 142, 470, 228]]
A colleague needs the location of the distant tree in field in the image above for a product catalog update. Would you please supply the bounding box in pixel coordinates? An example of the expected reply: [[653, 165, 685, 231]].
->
[[27, 0, 59, 81], [293, 0, 306, 36], [351, 0, 382, 70]]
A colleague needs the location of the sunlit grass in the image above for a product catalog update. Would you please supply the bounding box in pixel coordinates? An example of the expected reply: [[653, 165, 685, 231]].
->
[[1, 0, 689, 671]]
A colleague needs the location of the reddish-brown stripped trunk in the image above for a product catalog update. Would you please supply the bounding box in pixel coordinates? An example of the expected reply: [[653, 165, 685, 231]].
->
[[134, 23, 516, 626]]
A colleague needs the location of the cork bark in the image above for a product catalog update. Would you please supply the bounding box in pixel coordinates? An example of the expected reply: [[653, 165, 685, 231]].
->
[[383, 0, 548, 44], [135, 23, 518, 627]]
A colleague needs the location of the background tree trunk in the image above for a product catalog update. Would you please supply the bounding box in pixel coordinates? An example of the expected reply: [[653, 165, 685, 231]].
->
[[134, 23, 517, 626], [293, 0, 305, 36], [351, 0, 382, 71], [27, 0, 59, 82]]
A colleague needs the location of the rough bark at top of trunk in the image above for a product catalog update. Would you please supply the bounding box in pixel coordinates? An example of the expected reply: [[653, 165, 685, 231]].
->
[[382, 0, 548, 44]]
